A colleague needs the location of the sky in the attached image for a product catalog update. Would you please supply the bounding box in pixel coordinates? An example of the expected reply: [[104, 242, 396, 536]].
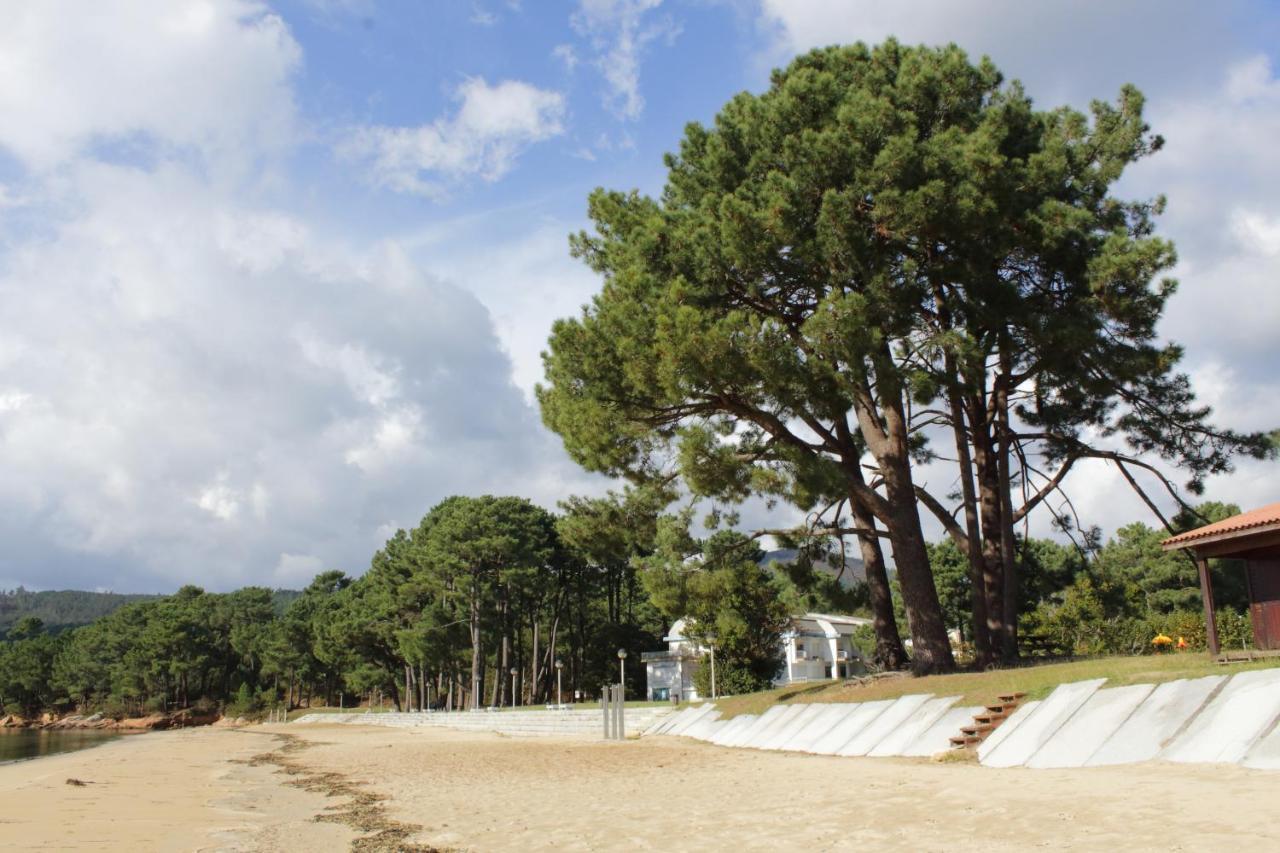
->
[[0, 0, 1278, 593]]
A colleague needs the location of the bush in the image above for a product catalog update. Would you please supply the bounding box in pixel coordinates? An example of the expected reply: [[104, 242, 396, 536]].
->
[[692, 659, 775, 697], [224, 683, 261, 717]]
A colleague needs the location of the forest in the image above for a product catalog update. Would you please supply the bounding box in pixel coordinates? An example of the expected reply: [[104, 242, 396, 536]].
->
[[0, 489, 1253, 720]]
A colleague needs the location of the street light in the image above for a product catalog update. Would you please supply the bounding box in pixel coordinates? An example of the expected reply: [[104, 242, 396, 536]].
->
[[617, 648, 628, 697], [510, 667, 518, 707], [705, 633, 718, 700], [554, 659, 564, 708]]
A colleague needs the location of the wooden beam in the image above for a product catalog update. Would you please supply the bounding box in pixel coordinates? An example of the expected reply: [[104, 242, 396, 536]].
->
[[1198, 558, 1220, 657]]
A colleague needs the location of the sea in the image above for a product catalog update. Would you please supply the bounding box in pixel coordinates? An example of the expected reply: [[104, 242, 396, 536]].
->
[[0, 729, 124, 765]]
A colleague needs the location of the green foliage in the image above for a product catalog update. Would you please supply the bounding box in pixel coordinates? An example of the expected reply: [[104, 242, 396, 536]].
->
[[640, 524, 789, 688], [0, 588, 158, 640], [693, 659, 772, 698]]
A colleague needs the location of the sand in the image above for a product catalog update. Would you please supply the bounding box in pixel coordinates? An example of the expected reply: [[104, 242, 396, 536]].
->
[[0, 727, 352, 851], [2, 722, 1279, 851]]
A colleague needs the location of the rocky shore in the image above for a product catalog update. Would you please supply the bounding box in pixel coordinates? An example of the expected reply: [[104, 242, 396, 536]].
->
[[0, 707, 230, 731]]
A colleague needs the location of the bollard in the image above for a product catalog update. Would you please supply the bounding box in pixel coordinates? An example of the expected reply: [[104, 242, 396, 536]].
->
[[601, 689, 610, 739]]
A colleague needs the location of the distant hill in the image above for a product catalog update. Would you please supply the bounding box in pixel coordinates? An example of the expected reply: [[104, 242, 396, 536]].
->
[[0, 587, 303, 639], [0, 588, 159, 639], [759, 548, 869, 587]]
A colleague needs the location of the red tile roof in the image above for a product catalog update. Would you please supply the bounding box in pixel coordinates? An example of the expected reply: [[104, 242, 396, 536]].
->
[[1162, 502, 1280, 549]]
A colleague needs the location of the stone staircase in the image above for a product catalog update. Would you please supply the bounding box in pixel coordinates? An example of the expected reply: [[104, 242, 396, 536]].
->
[[292, 706, 673, 738], [950, 692, 1026, 750]]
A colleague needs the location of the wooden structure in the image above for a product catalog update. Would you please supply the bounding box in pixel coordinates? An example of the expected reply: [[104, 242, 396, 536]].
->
[[1163, 502, 1280, 655]]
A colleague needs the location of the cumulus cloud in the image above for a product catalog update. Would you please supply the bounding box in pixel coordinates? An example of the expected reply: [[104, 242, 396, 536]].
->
[[0, 2, 603, 592], [0, 162, 596, 591], [571, 0, 678, 120], [343, 78, 566, 197], [0, 0, 299, 171]]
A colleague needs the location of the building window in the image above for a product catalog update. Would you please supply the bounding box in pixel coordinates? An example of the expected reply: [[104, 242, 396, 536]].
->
[[653, 688, 670, 701]]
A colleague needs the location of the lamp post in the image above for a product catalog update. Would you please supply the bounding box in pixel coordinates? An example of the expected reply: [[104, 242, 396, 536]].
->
[[705, 633, 718, 700], [617, 648, 628, 698], [510, 667, 518, 708], [554, 659, 564, 708]]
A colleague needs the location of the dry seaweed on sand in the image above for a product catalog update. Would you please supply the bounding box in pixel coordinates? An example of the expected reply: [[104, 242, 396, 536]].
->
[[245, 732, 446, 853]]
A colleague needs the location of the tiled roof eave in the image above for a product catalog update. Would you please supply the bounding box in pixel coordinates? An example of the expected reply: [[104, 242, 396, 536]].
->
[[1162, 519, 1280, 550]]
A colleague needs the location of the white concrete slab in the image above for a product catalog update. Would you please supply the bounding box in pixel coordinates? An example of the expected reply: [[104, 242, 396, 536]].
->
[[696, 719, 726, 741], [725, 705, 787, 747], [779, 704, 857, 753], [1242, 716, 1280, 770], [667, 703, 717, 737], [1162, 668, 1280, 765], [760, 704, 827, 750], [809, 700, 893, 755], [710, 714, 756, 746], [649, 706, 694, 735], [902, 705, 985, 757], [839, 694, 934, 756], [981, 679, 1105, 768], [682, 710, 723, 741], [742, 704, 809, 750], [1026, 683, 1154, 768], [869, 695, 960, 757], [975, 700, 1040, 763], [1086, 676, 1225, 766]]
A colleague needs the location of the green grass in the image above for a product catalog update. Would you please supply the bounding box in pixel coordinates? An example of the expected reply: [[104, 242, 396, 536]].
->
[[711, 654, 1280, 720]]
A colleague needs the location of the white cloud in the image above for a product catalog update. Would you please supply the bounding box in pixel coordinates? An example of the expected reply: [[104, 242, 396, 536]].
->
[[553, 43, 580, 72], [0, 0, 299, 171], [470, 5, 498, 26], [0, 161, 597, 590], [274, 552, 324, 584], [343, 78, 566, 197], [571, 0, 677, 120]]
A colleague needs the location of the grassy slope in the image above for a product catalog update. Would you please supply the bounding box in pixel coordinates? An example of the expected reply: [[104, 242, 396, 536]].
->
[[712, 654, 1280, 719]]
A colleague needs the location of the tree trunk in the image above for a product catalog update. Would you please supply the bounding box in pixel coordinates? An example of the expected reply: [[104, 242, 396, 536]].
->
[[971, 401, 1007, 660], [948, 382, 992, 668], [469, 580, 483, 710], [531, 618, 540, 704], [847, 490, 908, 670], [995, 349, 1020, 660]]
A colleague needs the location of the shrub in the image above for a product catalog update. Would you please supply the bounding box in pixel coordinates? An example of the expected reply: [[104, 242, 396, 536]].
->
[[692, 659, 775, 697]]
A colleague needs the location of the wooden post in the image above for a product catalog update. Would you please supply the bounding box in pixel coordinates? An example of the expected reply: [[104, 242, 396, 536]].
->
[[601, 689, 610, 739], [1197, 556, 1220, 656]]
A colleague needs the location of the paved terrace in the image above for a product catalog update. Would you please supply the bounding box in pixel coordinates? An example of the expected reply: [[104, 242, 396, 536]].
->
[[292, 705, 673, 738]]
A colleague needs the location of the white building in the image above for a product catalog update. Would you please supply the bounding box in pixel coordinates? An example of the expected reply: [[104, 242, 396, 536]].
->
[[643, 613, 872, 701]]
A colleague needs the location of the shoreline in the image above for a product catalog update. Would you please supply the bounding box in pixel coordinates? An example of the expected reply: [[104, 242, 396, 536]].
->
[[0, 726, 354, 851]]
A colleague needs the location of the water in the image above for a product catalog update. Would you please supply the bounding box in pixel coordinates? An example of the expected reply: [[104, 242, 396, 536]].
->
[[0, 729, 124, 765]]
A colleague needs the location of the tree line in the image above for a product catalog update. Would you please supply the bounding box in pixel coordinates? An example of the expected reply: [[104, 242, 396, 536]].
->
[[537, 40, 1275, 674], [1, 491, 1254, 719], [0, 493, 854, 718]]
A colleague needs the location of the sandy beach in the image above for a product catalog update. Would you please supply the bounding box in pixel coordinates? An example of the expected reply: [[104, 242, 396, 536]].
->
[[2, 722, 1279, 851]]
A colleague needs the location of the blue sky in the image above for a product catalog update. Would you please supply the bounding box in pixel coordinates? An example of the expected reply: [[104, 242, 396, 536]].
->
[[1, 0, 1278, 593]]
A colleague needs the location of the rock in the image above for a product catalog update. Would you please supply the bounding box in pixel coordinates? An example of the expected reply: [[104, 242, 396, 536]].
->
[[115, 713, 169, 731]]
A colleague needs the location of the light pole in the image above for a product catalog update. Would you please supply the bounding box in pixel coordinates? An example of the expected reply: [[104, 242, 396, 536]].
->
[[510, 667, 518, 707], [617, 648, 628, 698], [706, 633, 717, 700], [555, 659, 564, 708]]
